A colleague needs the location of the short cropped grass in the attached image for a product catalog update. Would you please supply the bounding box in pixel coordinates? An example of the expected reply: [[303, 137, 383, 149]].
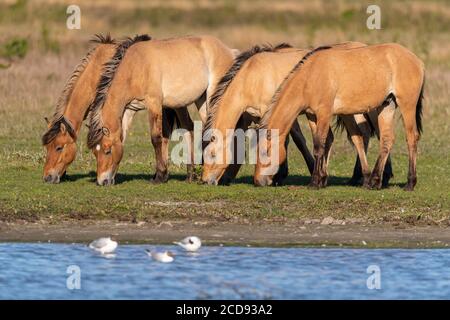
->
[[0, 0, 449, 223]]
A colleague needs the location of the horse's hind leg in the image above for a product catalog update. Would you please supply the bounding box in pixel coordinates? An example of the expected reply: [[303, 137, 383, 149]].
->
[[369, 103, 395, 190], [290, 118, 314, 175], [174, 107, 196, 182], [397, 97, 421, 191]]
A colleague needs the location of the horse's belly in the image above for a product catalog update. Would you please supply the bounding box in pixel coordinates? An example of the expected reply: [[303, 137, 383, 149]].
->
[[332, 91, 389, 115], [162, 77, 208, 107]]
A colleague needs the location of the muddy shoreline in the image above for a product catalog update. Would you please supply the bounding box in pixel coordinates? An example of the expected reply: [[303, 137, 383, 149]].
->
[[1, 219, 449, 248]]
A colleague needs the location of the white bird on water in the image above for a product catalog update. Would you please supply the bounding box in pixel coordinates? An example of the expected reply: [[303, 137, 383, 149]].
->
[[146, 249, 174, 263], [174, 236, 202, 252], [89, 237, 118, 254]]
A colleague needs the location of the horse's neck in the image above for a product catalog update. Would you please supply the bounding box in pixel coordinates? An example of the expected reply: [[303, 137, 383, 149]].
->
[[63, 101, 87, 134], [64, 49, 112, 134]]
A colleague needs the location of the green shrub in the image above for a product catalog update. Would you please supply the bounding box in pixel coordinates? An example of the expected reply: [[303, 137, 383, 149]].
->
[[0, 37, 28, 59]]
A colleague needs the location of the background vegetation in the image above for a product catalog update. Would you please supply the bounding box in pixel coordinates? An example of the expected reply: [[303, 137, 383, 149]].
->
[[0, 0, 449, 224]]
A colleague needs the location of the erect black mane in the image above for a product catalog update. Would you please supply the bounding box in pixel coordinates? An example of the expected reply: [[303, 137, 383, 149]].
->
[[87, 34, 151, 149]]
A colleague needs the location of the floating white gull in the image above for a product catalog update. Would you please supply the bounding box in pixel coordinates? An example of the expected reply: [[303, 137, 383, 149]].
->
[[146, 249, 174, 263], [174, 236, 202, 252], [89, 237, 118, 254]]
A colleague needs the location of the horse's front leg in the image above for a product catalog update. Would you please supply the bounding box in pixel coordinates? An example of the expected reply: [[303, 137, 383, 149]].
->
[[147, 101, 169, 184], [290, 118, 314, 175], [309, 111, 332, 189], [219, 113, 254, 185]]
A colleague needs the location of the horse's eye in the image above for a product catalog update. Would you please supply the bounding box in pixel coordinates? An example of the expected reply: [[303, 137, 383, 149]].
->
[[55, 146, 64, 152], [210, 135, 216, 142]]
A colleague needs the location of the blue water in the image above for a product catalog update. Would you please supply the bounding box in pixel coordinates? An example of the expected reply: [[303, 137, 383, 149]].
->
[[0, 243, 449, 299]]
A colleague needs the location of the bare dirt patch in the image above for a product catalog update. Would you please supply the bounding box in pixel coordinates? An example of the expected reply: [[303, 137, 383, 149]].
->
[[1, 219, 449, 248]]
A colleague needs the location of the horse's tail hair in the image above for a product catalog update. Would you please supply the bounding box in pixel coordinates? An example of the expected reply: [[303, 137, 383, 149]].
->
[[333, 116, 346, 135], [416, 78, 425, 136]]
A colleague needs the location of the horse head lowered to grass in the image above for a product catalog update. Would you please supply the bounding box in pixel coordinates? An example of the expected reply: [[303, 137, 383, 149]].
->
[[201, 41, 393, 187], [42, 34, 117, 183], [255, 43, 424, 191], [87, 35, 236, 186]]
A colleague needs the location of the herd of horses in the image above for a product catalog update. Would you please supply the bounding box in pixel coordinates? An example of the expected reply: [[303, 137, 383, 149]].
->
[[42, 34, 425, 191]]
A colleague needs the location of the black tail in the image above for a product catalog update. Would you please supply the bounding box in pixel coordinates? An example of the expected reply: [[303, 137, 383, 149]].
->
[[362, 113, 376, 138], [333, 116, 346, 135], [416, 80, 425, 136], [162, 109, 179, 138]]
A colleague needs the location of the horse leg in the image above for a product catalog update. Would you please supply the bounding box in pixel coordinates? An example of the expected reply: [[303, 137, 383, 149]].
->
[[121, 108, 138, 144], [273, 134, 290, 186], [309, 112, 332, 189], [174, 107, 196, 182], [147, 100, 169, 184], [322, 128, 334, 187], [342, 115, 371, 187], [366, 110, 394, 188], [397, 97, 421, 191], [369, 103, 395, 190], [290, 118, 314, 175], [220, 113, 253, 185]]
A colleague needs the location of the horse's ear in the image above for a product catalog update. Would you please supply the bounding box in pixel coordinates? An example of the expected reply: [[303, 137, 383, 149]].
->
[[60, 122, 67, 134], [102, 127, 110, 137], [44, 117, 49, 125]]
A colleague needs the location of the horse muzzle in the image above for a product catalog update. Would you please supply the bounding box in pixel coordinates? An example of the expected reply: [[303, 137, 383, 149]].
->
[[43, 173, 60, 184], [97, 171, 115, 186], [254, 175, 272, 187]]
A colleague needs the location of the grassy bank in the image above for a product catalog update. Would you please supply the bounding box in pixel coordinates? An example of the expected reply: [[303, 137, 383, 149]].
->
[[0, 0, 449, 224]]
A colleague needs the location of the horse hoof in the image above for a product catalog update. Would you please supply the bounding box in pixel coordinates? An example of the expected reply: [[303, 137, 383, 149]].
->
[[185, 174, 196, 183], [362, 183, 371, 189], [308, 182, 320, 190], [403, 184, 415, 191], [150, 174, 168, 184]]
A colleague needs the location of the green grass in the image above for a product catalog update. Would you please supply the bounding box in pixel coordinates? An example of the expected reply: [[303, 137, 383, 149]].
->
[[0, 113, 448, 223], [0, 0, 449, 224]]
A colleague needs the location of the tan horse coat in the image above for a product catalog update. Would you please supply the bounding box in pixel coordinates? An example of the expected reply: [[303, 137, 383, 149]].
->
[[87, 35, 236, 185], [202, 42, 387, 186], [255, 43, 425, 190], [42, 35, 117, 183]]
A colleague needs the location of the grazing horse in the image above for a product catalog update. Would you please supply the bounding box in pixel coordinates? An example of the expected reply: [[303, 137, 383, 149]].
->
[[87, 35, 236, 186], [255, 43, 425, 191], [201, 41, 391, 186], [42, 34, 117, 183]]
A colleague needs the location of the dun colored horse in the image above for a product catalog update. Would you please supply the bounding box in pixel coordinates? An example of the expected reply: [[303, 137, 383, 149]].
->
[[42, 34, 117, 183], [255, 43, 425, 191], [42, 35, 188, 184], [201, 42, 392, 186], [87, 35, 236, 186]]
